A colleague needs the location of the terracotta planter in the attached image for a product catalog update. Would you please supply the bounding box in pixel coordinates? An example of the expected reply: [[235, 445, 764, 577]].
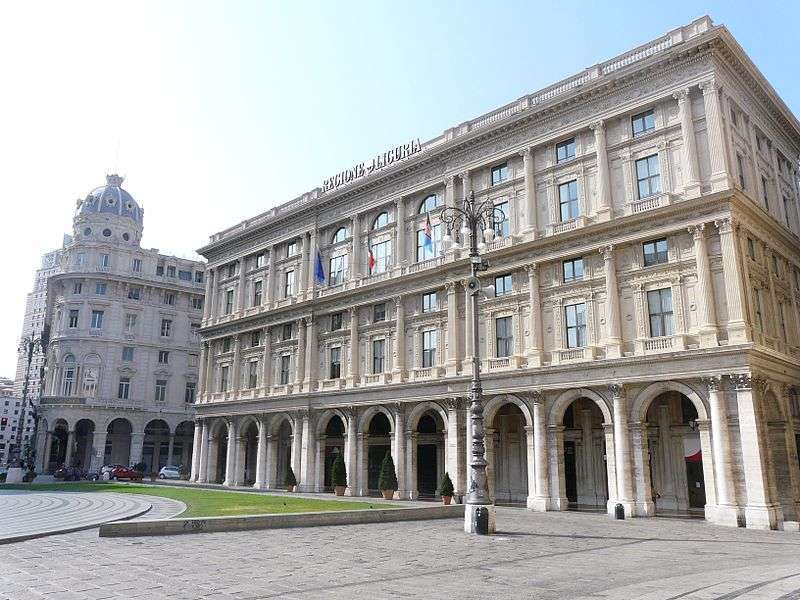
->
[[287, 485, 296, 492], [442, 496, 452, 505], [334, 485, 346, 496], [381, 490, 395, 500]]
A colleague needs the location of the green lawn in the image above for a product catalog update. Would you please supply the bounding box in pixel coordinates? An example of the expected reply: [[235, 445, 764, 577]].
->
[[2, 482, 394, 518]]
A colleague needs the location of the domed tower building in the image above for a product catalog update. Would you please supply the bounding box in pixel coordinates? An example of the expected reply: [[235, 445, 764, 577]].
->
[[36, 175, 206, 475]]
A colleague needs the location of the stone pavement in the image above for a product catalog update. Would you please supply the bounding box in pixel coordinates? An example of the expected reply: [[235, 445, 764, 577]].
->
[[2, 507, 800, 599]]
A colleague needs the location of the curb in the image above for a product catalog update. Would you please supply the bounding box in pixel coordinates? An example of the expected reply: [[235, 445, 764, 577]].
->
[[99, 504, 465, 538]]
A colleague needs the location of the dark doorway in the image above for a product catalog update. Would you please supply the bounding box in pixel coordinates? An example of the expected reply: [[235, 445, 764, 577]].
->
[[417, 444, 438, 497], [564, 441, 577, 503], [368, 445, 390, 493], [685, 459, 706, 508], [323, 416, 345, 491]]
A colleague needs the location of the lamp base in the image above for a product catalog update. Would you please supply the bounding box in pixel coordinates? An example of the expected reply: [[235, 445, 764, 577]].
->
[[464, 503, 496, 534]]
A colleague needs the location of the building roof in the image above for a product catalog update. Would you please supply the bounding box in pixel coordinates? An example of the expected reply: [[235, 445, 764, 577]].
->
[[77, 174, 143, 227]]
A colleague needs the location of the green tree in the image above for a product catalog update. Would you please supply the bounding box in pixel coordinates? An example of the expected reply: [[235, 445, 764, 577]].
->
[[439, 472, 454, 497], [331, 453, 347, 487], [285, 465, 297, 488], [378, 451, 398, 491]]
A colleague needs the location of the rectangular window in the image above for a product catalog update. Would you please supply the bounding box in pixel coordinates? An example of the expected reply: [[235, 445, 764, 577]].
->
[[282, 323, 293, 341], [372, 339, 385, 374], [371, 240, 390, 274], [753, 288, 764, 331], [632, 109, 655, 136], [226, 263, 236, 278], [564, 303, 586, 349], [643, 238, 668, 267], [280, 355, 291, 385], [122, 347, 134, 362], [195, 271, 204, 284], [250, 330, 261, 347], [329, 255, 348, 286], [73, 282, 82, 295], [556, 138, 576, 163], [762, 177, 770, 209], [416, 224, 442, 262], [160, 319, 172, 337], [636, 155, 661, 199], [165, 265, 175, 278], [125, 313, 137, 333], [156, 264, 164, 276], [128, 286, 141, 300], [495, 274, 513, 296], [68, 309, 79, 328], [736, 153, 747, 190], [329, 347, 341, 379], [222, 337, 232, 353], [494, 201, 510, 237], [422, 330, 437, 368], [95, 282, 106, 295], [253, 280, 263, 306], [647, 288, 674, 337], [286, 240, 298, 257], [225, 290, 234, 314], [90, 310, 104, 329], [100, 254, 110, 268], [558, 180, 580, 221], [191, 297, 203, 310], [118, 377, 130, 400], [491, 162, 509, 185], [219, 366, 229, 392], [164, 292, 175, 306], [495, 316, 514, 358], [562, 258, 584, 282], [422, 292, 438, 313], [284, 270, 295, 298], [75, 253, 85, 266], [184, 382, 196, 404], [158, 350, 169, 364], [248, 361, 259, 389], [256, 253, 266, 269], [155, 380, 167, 402], [373, 303, 386, 323], [178, 270, 192, 281], [330, 312, 343, 331]]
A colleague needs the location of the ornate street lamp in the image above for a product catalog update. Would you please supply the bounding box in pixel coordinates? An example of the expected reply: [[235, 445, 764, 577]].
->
[[10, 333, 44, 469], [440, 190, 504, 534]]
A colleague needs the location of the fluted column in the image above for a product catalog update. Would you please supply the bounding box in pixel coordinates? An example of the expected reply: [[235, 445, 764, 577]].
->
[[237, 259, 247, 312], [611, 385, 634, 514], [223, 420, 237, 486], [715, 217, 750, 343], [265, 246, 276, 308], [261, 327, 271, 393], [690, 223, 719, 347], [204, 341, 214, 398], [393, 403, 406, 498], [231, 335, 242, 393], [40, 431, 53, 473], [295, 318, 306, 387], [299, 233, 310, 296], [348, 307, 359, 386], [198, 343, 208, 398], [525, 264, 543, 366], [445, 397, 467, 499], [699, 79, 732, 191], [460, 170, 471, 199], [590, 120, 612, 219], [601, 246, 622, 358], [298, 410, 316, 492], [190, 421, 202, 481], [209, 268, 219, 322], [445, 281, 459, 376], [306, 230, 319, 298], [705, 376, 739, 526], [343, 408, 358, 495], [521, 148, 538, 234], [64, 430, 75, 466], [197, 421, 210, 483], [395, 197, 406, 271], [254, 417, 267, 488], [392, 297, 406, 381], [351, 214, 361, 281], [529, 391, 549, 511], [303, 317, 317, 391], [674, 88, 701, 197], [202, 268, 213, 322], [444, 175, 455, 209]]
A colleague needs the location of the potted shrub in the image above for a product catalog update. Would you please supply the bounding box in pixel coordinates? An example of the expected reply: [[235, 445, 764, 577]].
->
[[285, 465, 297, 492], [440, 472, 454, 505], [378, 451, 397, 500], [23, 469, 37, 483], [331, 453, 347, 496]]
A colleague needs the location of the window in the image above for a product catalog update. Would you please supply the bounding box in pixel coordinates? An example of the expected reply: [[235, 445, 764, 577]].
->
[[422, 330, 437, 368], [73, 282, 82, 295], [255, 253, 265, 269], [191, 297, 203, 310], [95, 282, 106, 295], [736, 153, 747, 190], [373, 303, 386, 322], [636, 155, 661, 199], [90, 310, 104, 329], [155, 379, 167, 402], [128, 286, 141, 300], [330, 312, 343, 331], [565, 303, 586, 348], [178, 270, 192, 281], [219, 367, 229, 392], [122, 347, 134, 362], [195, 271, 204, 283], [222, 337, 232, 352], [158, 350, 169, 364], [371, 240, 390, 274], [556, 138, 576, 163], [184, 382, 196, 404], [250, 330, 261, 347], [329, 347, 342, 379], [68, 309, 79, 328], [167, 266, 176, 278], [226, 263, 236, 278], [164, 292, 175, 306], [284, 270, 295, 298], [75, 252, 86, 266], [753, 287, 764, 331], [248, 361, 259, 389], [253, 280, 263, 306], [132, 258, 142, 272], [329, 255, 348, 286], [747, 237, 756, 260], [373, 212, 389, 229], [62, 358, 75, 395], [160, 319, 172, 337], [422, 292, 438, 313], [558, 180, 580, 221], [495, 274, 513, 296], [332, 227, 348, 244], [491, 162, 509, 185], [562, 257, 584, 282], [125, 313, 137, 333], [279, 355, 291, 385], [632, 109, 655, 136], [286, 240, 298, 257], [643, 238, 668, 267], [372, 339, 385, 374], [282, 323, 293, 341], [118, 377, 130, 400], [494, 201, 510, 237], [647, 288, 674, 337], [224, 290, 234, 314], [761, 176, 770, 209], [496, 316, 514, 358], [419, 194, 441, 214], [99, 254, 110, 268], [416, 224, 442, 261]]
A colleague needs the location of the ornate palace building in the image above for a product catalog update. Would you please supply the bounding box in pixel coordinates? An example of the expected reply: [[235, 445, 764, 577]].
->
[[36, 175, 205, 475], [192, 16, 800, 530]]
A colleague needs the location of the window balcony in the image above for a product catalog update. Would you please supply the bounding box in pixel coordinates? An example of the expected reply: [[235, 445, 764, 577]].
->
[[635, 334, 686, 354], [411, 366, 444, 380], [547, 215, 586, 236], [552, 346, 597, 364], [320, 378, 346, 391], [407, 255, 445, 275], [625, 192, 674, 215], [362, 372, 390, 386], [487, 356, 511, 370]]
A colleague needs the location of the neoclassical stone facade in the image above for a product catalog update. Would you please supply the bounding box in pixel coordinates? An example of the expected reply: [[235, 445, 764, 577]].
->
[[193, 17, 800, 529], [36, 175, 205, 474]]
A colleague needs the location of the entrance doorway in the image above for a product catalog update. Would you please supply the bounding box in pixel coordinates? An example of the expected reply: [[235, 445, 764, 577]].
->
[[417, 444, 438, 497], [564, 441, 577, 503]]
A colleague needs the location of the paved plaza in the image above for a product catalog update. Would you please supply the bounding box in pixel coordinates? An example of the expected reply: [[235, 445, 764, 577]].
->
[[1, 505, 800, 599]]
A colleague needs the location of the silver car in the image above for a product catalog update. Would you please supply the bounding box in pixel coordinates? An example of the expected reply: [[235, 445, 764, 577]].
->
[[158, 465, 182, 479]]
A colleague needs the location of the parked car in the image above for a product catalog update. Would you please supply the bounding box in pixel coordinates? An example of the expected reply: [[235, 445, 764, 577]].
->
[[158, 465, 181, 480], [109, 465, 141, 481], [54, 465, 85, 481]]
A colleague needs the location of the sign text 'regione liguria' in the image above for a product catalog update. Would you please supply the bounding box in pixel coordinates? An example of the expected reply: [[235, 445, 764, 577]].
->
[[323, 139, 422, 192]]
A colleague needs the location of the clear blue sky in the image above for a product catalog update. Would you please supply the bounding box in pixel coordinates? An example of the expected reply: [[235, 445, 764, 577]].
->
[[0, 0, 797, 376]]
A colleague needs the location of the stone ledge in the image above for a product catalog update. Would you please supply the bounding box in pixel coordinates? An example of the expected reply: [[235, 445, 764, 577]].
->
[[99, 504, 465, 537]]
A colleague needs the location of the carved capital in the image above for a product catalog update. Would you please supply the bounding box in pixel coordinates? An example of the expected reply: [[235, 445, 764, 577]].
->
[[445, 280, 458, 293], [608, 383, 624, 399], [599, 244, 614, 261], [524, 262, 538, 275], [529, 389, 544, 405], [445, 397, 466, 411], [704, 375, 722, 393], [731, 373, 752, 391], [699, 79, 719, 95], [714, 217, 735, 234], [672, 87, 690, 102], [688, 223, 706, 239], [589, 119, 605, 132], [752, 376, 769, 394]]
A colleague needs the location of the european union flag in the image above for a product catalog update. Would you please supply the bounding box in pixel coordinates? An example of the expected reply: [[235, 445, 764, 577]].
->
[[314, 251, 325, 284]]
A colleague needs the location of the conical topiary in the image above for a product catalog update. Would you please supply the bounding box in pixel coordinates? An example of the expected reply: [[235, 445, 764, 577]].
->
[[378, 451, 398, 491], [285, 465, 297, 488], [440, 472, 454, 497], [331, 453, 347, 487]]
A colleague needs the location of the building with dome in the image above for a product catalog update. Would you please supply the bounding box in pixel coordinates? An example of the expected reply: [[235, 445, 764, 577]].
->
[[32, 174, 206, 475]]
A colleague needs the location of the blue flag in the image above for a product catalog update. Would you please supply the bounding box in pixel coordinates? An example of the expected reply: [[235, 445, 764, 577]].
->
[[314, 251, 325, 284]]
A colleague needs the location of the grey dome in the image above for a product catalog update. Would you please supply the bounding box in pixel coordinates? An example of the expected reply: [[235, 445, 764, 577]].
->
[[77, 174, 143, 226]]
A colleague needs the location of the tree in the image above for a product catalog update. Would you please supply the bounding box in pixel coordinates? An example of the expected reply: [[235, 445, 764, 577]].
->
[[285, 465, 297, 488], [331, 453, 347, 487], [440, 472, 454, 497], [378, 451, 398, 491]]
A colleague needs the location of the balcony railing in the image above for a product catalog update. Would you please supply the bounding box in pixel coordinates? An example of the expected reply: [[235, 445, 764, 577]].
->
[[626, 193, 672, 215], [559, 348, 585, 362]]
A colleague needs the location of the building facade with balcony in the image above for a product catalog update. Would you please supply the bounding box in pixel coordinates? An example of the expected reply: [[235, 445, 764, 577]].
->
[[193, 17, 800, 530], [36, 175, 205, 475]]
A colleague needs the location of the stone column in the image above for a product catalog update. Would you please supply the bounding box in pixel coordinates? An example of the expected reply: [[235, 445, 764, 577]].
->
[[357, 432, 370, 496], [166, 434, 175, 467], [395, 197, 406, 271], [306, 230, 319, 298], [445, 398, 467, 500], [205, 433, 219, 483], [295, 318, 306, 387], [520, 147, 538, 234], [254, 417, 267, 488], [529, 392, 549, 511], [461, 280, 474, 374], [391, 297, 406, 381], [404, 430, 417, 499], [393, 403, 406, 499], [348, 307, 359, 387], [525, 264, 543, 366], [611, 385, 634, 515], [299, 232, 309, 296], [699, 80, 732, 191], [601, 246, 622, 358], [261, 327, 272, 393], [233, 435, 246, 486], [549, 425, 568, 510], [769, 144, 789, 225], [590, 120, 612, 220], [704, 376, 738, 525], [304, 317, 317, 391], [204, 341, 215, 398], [202, 268, 213, 322], [630, 422, 655, 516], [129, 432, 144, 466], [690, 223, 719, 347], [198, 343, 208, 399], [714, 217, 750, 343], [733, 374, 782, 529], [603, 423, 618, 511], [445, 281, 460, 376], [298, 411, 316, 492], [351, 214, 361, 281], [343, 408, 358, 495], [460, 170, 471, 199], [674, 88, 702, 197], [265, 246, 276, 308], [197, 421, 210, 482], [89, 430, 107, 472], [291, 414, 302, 485], [223, 420, 237, 487], [40, 430, 53, 473], [190, 421, 202, 480], [237, 258, 247, 312], [231, 335, 242, 393], [209, 268, 219, 322], [444, 175, 455, 209]]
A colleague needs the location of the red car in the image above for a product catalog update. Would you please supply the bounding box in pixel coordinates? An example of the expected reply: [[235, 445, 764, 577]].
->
[[110, 466, 141, 481]]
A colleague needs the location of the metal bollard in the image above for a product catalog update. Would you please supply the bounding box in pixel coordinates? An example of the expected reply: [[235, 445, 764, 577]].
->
[[475, 506, 490, 534], [614, 503, 625, 520]]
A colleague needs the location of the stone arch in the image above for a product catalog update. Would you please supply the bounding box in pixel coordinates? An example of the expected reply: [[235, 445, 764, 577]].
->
[[485, 394, 533, 428], [631, 381, 708, 423], [549, 389, 612, 426], [315, 408, 350, 436], [237, 414, 261, 434], [207, 417, 230, 438], [267, 412, 295, 436], [105, 417, 132, 467], [358, 405, 395, 434], [406, 401, 449, 432], [761, 387, 798, 520]]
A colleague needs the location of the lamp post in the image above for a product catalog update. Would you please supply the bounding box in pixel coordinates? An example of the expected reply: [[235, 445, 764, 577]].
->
[[440, 190, 504, 534], [10, 334, 43, 469]]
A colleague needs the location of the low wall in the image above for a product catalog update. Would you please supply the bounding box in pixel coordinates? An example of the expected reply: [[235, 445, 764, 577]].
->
[[99, 504, 465, 538]]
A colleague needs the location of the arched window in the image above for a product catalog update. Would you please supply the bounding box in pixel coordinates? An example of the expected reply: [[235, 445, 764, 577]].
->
[[418, 194, 441, 214], [62, 355, 76, 396], [82, 354, 102, 399], [331, 227, 348, 244], [372, 212, 389, 230]]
